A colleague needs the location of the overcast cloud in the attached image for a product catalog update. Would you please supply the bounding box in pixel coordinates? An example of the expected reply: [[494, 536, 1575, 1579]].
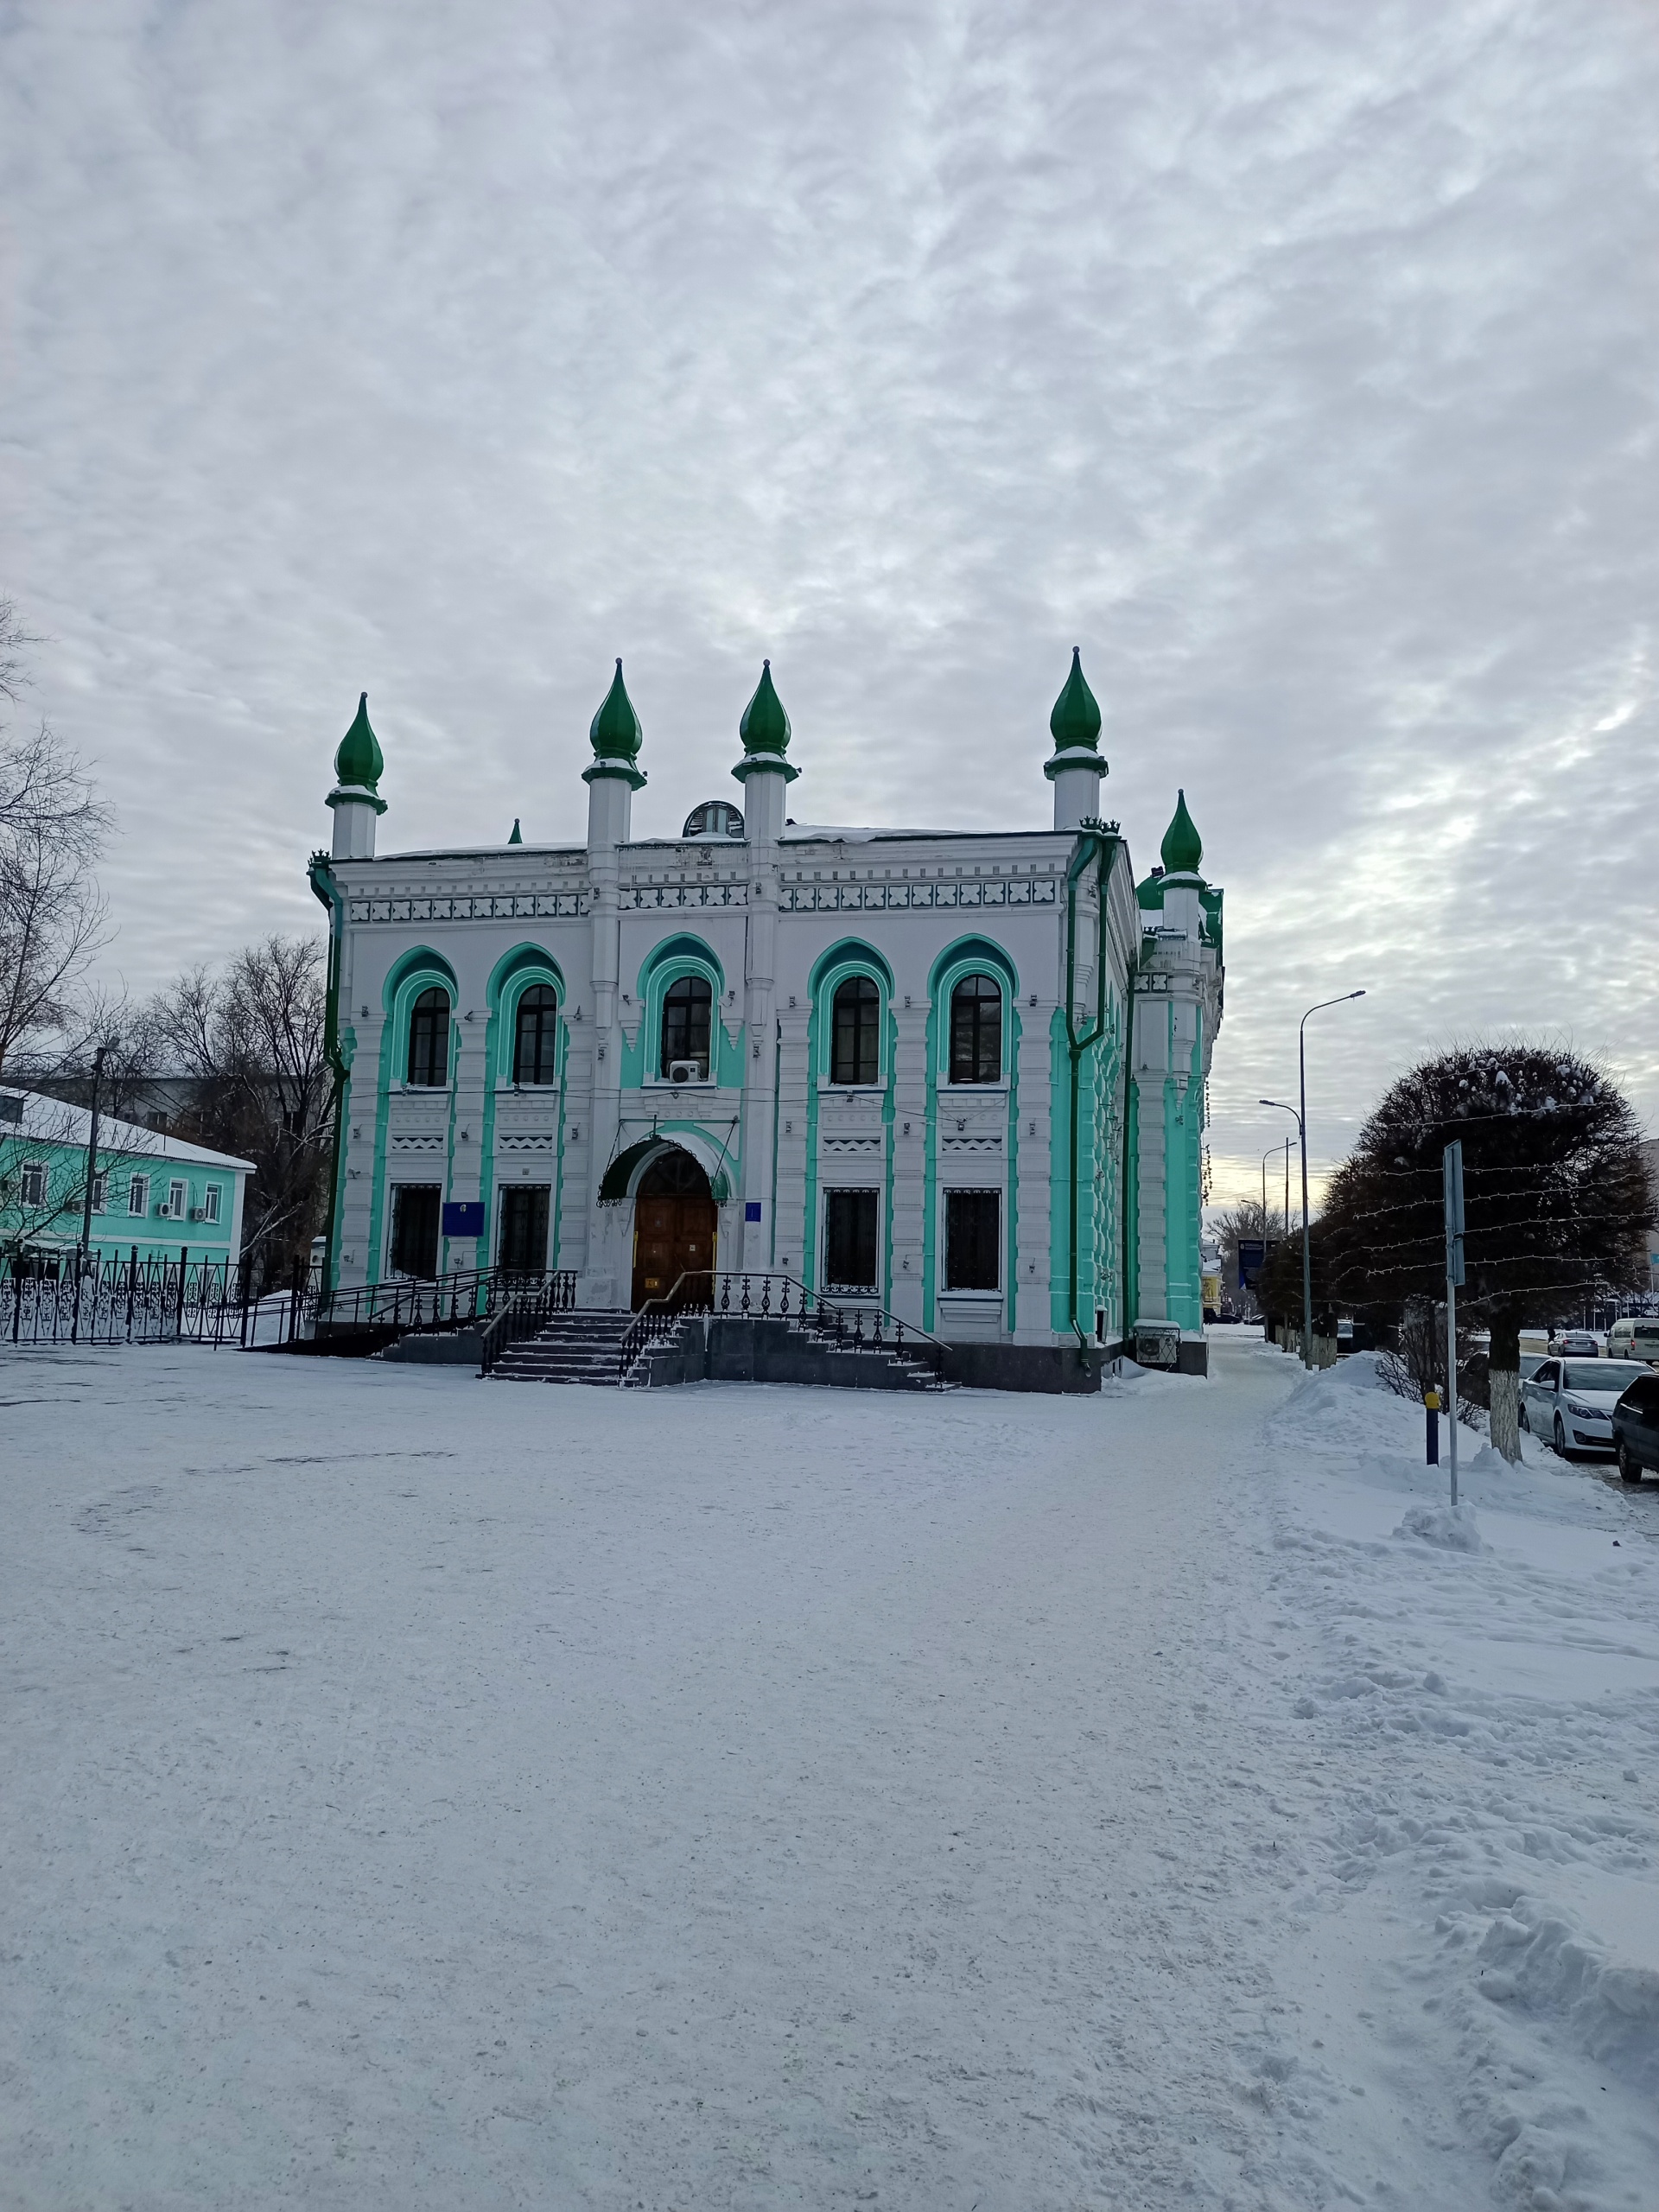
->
[[3, 0, 1656, 1198]]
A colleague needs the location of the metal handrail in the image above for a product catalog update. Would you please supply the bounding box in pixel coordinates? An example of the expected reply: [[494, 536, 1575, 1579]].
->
[[618, 1269, 950, 1384], [477, 1277, 566, 1376], [315, 1265, 575, 1337]]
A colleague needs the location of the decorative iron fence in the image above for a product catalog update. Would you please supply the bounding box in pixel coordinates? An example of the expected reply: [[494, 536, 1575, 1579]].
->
[[477, 1274, 575, 1376], [3, 1249, 575, 1352], [619, 1270, 948, 1384]]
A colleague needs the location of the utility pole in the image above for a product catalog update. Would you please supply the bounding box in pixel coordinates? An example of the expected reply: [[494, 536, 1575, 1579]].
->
[[1444, 1138, 1465, 1511], [1296, 991, 1367, 1368], [78, 1039, 111, 1268]]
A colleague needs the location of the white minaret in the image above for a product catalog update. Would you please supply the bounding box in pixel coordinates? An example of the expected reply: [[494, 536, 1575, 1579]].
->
[[1044, 647, 1106, 830], [581, 661, 646, 1301], [733, 660, 798, 1269], [327, 692, 387, 859]]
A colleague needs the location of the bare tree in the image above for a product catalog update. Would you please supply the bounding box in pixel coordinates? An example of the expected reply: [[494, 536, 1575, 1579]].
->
[[139, 935, 333, 1287], [0, 600, 112, 1075]]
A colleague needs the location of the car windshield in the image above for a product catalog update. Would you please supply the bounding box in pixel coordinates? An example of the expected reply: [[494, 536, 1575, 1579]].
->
[[1565, 1361, 1648, 1392]]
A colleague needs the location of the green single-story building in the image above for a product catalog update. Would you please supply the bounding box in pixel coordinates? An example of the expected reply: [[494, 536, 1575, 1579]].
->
[[1, 1088, 252, 1274]]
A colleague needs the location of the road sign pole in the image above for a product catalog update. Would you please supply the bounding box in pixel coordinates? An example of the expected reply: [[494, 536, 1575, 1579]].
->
[[1444, 1140, 1465, 1511]]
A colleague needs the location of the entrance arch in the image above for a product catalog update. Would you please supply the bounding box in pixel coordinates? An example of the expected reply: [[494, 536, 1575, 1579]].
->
[[631, 1147, 716, 1310]]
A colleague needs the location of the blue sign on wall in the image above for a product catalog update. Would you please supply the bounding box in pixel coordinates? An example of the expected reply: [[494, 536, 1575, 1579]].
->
[[442, 1200, 485, 1238], [745, 1201, 763, 1222]]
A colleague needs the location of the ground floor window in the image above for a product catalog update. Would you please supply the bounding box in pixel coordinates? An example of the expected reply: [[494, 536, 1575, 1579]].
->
[[201, 1183, 220, 1224], [823, 1188, 879, 1293], [944, 1189, 1001, 1291], [390, 1184, 442, 1278], [498, 1183, 550, 1273]]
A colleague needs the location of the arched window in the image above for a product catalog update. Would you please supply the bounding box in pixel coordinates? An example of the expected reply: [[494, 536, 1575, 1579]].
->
[[949, 974, 1001, 1084], [660, 975, 713, 1077], [830, 976, 880, 1086], [512, 984, 559, 1085], [406, 987, 450, 1087]]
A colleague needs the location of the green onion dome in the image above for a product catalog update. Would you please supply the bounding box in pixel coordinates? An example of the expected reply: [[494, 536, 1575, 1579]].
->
[[1049, 647, 1103, 757], [589, 659, 643, 762], [739, 659, 791, 757], [334, 693, 384, 791], [1160, 789, 1203, 874]]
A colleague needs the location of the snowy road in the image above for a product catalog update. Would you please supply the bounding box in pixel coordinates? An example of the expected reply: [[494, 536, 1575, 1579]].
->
[[3, 1337, 1656, 2208]]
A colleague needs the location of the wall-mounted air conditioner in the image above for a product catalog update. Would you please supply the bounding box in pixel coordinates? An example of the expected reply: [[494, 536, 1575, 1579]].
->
[[667, 1060, 703, 1084], [190, 1207, 207, 1221]]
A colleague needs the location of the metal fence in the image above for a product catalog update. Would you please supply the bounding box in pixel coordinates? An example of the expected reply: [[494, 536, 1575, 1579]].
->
[[3, 1249, 576, 1352], [618, 1269, 949, 1384]]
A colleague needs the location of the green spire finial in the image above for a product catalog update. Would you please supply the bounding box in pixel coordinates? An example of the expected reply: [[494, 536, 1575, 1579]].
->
[[1048, 647, 1103, 757], [334, 691, 384, 792], [1160, 789, 1203, 874], [589, 658, 643, 762], [508, 817, 522, 844], [739, 659, 791, 757]]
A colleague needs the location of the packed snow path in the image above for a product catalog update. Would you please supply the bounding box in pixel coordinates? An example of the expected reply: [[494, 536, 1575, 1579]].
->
[[3, 1338, 1656, 2209]]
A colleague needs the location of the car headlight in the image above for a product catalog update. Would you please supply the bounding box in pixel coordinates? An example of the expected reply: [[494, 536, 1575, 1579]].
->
[[1565, 1399, 1604, 1421]]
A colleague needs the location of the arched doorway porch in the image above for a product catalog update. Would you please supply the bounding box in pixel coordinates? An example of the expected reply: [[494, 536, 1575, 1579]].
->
[[631, 1147, 716, 1310]]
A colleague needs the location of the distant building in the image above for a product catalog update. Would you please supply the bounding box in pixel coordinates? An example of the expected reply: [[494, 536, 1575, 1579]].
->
[[308, 656, 1224, 1379], [0, 1089, 252, 1274]]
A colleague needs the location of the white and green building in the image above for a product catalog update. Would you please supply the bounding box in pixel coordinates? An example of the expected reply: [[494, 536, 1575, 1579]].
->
[[0, 1089, 252, 1272], [308, 654, 1224, 1381]]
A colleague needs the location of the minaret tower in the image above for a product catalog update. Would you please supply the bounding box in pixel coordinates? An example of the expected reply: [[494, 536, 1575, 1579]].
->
[[734, 660, 798, 1268], [327, 693, 387, 859], [583, 661, 645, 1299], [1044, 648, 1106, 830]]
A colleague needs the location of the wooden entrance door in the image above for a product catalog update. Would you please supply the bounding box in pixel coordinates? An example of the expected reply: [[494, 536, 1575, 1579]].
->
[[631, 1148, 716, 1308]]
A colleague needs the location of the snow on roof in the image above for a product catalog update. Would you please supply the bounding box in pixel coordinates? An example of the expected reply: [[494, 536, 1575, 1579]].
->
[[0, 1090, 255, 1173]]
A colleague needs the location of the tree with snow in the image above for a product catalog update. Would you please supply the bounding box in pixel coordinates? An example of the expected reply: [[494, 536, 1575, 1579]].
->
[[1304, 1044, 1649, 1460]]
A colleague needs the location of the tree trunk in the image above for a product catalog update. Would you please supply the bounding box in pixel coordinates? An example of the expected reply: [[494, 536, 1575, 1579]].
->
[[1488, 1301, 1522, 1464]]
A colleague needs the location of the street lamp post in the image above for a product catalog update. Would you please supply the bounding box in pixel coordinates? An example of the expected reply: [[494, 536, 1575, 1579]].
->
[[1269, 991, 1366, 1368], [1261, 1097, 1302, 1351]]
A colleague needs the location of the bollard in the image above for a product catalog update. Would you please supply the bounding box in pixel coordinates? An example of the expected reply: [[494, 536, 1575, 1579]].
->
[[1424, 1386, 1440, 1465]]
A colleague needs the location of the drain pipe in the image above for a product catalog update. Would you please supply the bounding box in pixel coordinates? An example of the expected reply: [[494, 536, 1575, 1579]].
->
[[1064, 825, 1122, 1361]]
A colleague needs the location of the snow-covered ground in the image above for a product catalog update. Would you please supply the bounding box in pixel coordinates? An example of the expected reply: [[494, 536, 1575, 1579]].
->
[[3, 1335, 1656, 2209]]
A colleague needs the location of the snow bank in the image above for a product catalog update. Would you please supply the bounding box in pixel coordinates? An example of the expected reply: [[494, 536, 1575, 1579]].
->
[[1394, 1501, 1485, 1550]]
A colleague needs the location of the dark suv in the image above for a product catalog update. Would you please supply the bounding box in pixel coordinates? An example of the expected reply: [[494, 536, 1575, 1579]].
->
[[1610, 1370, 1659, 1484]]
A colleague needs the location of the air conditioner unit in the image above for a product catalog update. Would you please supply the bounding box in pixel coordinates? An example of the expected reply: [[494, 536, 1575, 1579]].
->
[[667, 1060, 702, 1084], [190, 1207, 207, 1221], [155, 1202, 172, 1218]]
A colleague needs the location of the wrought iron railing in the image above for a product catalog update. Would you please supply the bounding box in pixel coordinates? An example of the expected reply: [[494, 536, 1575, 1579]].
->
[[3, 1250, 575, 1353], [477, 1275, 574, 1376], [618, 1270, 949, 1385], [314, 1265, 575, 1339]]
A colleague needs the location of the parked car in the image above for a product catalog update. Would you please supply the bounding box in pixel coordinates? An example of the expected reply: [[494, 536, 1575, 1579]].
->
[[1610, 1372, 1659, 1483], [1607, 1318, 1659, 1365], [1521, 1358, 1653, 1458], [1551, 1331, 1602, 1357]]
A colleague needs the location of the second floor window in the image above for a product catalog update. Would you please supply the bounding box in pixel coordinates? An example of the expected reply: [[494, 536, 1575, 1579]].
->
[[660, 975, 712, 1077], [513, 985, 559, 1084], [91, 1170, 108, 1211], [830, 976, 880, 1086], [128, 1174, 149, 1216], [407, 988, 450, 1087], [950, 974, 1002, 1084], [201, 1183, 220, 1224], [21, 1160, 47, 1208]]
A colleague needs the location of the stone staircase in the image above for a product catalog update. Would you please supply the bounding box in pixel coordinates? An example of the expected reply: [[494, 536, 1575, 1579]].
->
[[487, 1308, 636, 1386]]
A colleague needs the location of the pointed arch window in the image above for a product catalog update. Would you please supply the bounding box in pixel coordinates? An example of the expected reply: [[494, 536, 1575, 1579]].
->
[[830, 976, 880, 1086], [660, 975, 712, 1077], [949, 974, 1002, 1084], [406, 988, 450, 1087], [512, 984, 559, 1085]]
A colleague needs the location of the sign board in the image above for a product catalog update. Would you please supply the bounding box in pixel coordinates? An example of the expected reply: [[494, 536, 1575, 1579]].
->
[[1443, 1141, 1465, 1288], [1236, 1237, 1278, 1288], [442, 1200, 485, 1238]]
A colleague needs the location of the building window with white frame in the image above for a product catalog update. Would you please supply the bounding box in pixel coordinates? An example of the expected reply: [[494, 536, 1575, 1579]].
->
[[20, 1160, 47, 1208], [949, 974, 1002, 1084], [660, 974, 712, 1078], [90, 1170, 108, 1211], [823, 1188, 879, 1293], [512, 984, 559, 1084], [167, 1179, 188, 1218], [406, 987, 451, 1087], [201, 1183, 220, 1224], [830, 976, 880, 1085], [128, 1173, 149, 1216], [944, 1189, 1001, 1291]]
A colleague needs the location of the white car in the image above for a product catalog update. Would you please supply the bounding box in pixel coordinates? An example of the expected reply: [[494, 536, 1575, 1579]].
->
[[1521, 1357, 1653, 1458]]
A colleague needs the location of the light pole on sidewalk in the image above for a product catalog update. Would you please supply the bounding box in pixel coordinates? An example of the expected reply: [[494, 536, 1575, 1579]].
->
[[1261, 1098, 1303, 1353], [1298, 993, 1365, 1364]]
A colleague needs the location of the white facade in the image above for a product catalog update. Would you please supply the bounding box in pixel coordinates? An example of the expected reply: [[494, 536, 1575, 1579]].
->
[[309, 659, 1224, 1361]]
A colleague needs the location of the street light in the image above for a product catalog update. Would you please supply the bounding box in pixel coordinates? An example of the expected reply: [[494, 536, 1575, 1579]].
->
[[1261, 1099, 1302, 1347], [1276, 989, 1367, 1369]]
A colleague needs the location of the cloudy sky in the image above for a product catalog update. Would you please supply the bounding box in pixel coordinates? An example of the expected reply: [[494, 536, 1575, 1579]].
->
[[3, 0, 1656, 1202]]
